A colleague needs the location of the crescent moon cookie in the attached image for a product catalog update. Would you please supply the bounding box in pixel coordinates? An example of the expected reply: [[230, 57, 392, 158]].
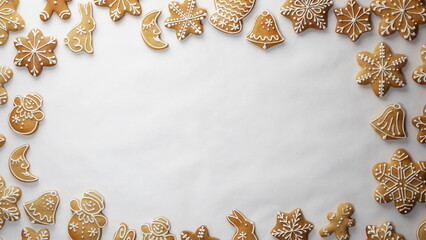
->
[[64, 2, 96, 54], [0, 0, 25, 46], [24, 190, 60, 225], [271, 209, 314, 240], [94, 0, 141, 22], [164, 0, 207, 40], [209, 0, 255, 33], [0, 66, 12, 105], [412, 105, 426, 144], [356, 42, 407, 97], [418, 220, 426, 240], [141, 217, 176, 240], [113, 223, 137, 240], [372, 149, 426, 214], [334, 0, 371, 41], [14, 29, 57, 77], [39, 0, 72, 21], [371, 0, 426, 41], [370, 104, 406, 140], [0, 175, 22, 229], [141, 10, 168, 50], [9, 93, 45, 135], [181, 226, 219, 240], [9, 144, 39, 183], [280, 0, 334, 33], [366, 222, 404, 240], [21, 227, 50, 240], [413, 44, 426, 85], [227, 209, 258, 240], [319, 203, 355, 240], [246, 11, 284, 50]]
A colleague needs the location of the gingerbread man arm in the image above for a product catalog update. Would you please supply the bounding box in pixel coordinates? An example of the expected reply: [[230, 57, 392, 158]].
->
[[319, 224, 335, 237]]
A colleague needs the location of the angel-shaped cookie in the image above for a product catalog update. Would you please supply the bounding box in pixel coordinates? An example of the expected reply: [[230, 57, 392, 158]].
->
[[141, 217, 176, 240], [64, 2, 95, 54], [319, 203, 355, 240], [227, 209, 258, 240], [9, 93, 44, 135]]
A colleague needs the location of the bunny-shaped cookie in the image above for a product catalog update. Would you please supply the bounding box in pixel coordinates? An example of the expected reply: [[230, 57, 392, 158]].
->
[[64, 2, 96, 54], [227, 209, 258, 240]]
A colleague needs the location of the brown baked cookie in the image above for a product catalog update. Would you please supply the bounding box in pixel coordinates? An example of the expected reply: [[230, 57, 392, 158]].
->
[[366, 222, 404, 240], [418, 220, 426, 240], [281, 0, 334, 33], [319, 203, 355, 240], [412, 105, 426, 144], [334, 0, 371, 41], [141, 217, 175, 240], [271, 208, 314, 240], [14, 29, 57, 77], [0, 133, 5, 148], [370, 104, 406, 140], [0, 0, 25, 46], [0, 65, 12, 105], [227, 209, 258, 240], [9, 144, 39, 183], [246, 11, 284, 50], [0, 175, 22, 229], [64, 2, 95, 54], [413, 44, 426, 85], [40, 0, 72, 21], [141, 10, 169, 50], [24, 191, 60, 225], [9, 93, 45, 135], [356, 42, 407, 97], [209, 0, 256, 34], [94, 0, 141, 22], [21, 227, 50, 240], [372, 149, 426, 214], [181, 226, 219, 240], [114, 223, 136, 240]]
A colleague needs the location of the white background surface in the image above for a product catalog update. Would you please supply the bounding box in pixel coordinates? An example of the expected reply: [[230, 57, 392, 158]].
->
[[0, 0, 425, 238]]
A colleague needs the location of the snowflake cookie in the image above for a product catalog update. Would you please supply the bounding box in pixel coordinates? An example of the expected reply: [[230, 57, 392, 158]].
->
[[181, 226, 219, 240], [227, 209, 258, 240], [246, 11, 285, 50], [366, 222, 404, 240], [0, 65, 13, 105], [21, 227, 50, 240], [371, 0, 426, 41], [64, 2, 96, 54], [372, 149, 426, 214], [94, 0, 141, 22], [24, 190, 60, 225], [281, 0, 334, 33], [319, 203, 355, 240], [141, 217, 175, 240], [9, 144, 39, 183], [164, 0, 207, 40], [271, 208, 314, 240], [370, 104, 406, 140], [413, 106, 426, 144], [0, 175, 22, 229], [113, 223, 136, 240], [209, 0, 256, 34], [0, 0, 25, 46], [39, 0, 71, 21], [14, 29, 57, 77], [356, 42, 407, 98], [9, 93, 45, 135], [418, 219, 426, 240], [413, 44, 426, 85], [334, 0, 371, 41]]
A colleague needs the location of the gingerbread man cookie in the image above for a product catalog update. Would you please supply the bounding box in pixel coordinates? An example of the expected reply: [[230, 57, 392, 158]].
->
[[246, 11, 284, 50], [209, 0, 256, 33], [0, 65, 12, 105], [334, 0, 371, 41], [413, 106, 426, 144], [21, 227, 50, 240], [413, 44, 426, 85], [227, 209, 258, 240], [141, 217, 176, 240], [0, 0, 25, 46], [114, 223, 137, 240], [366, 222, 404, 240], [0, 175, 22, 229], [94, 0, 141, 22], [40, 0, 72, 21], [271, 208, 314, 240], [319, 203, 355, 240], [68, 190, 108, 240], [24, 190, 60, 225], [370, 104, 406, 140], [9, 93, 44, 135], [64, 2, 96, 54], [181, 226, 219, 240]]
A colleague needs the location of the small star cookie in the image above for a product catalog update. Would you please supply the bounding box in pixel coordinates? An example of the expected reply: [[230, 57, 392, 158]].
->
[[94, 0, 141, 22], [366, 222, 404, 240], [0, 0, 25, 46], [412, 106, 426, 144], [21, 227, 50, 240], [271, 208, 314, 240], [319, 203, 355, 240], [334, 0, 371, 41]]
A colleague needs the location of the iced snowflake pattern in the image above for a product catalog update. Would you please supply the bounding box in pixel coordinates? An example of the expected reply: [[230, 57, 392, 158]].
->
[[69, 222, 79, 232], [94, 0, 141, 21], [372, 149, 426, 214], [0, 0, 25, 45], [0, 176, 21, 229], [366, 222, 404, 240], [89, 227, 98, 237], [334, 0, 371, 41], [271, 209, 314, 240]]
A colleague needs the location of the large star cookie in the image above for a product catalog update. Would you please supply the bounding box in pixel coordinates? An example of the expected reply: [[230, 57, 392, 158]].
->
[[356, 42, 407, 97], [271, 208, 314, 240], [372, 149, 426, 214], [94, 0, 141, 21], [334, 0, 371, 41], [0, 0, 25, 46]]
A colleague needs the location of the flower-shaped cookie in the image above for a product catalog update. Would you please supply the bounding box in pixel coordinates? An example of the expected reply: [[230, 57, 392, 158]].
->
[[0, 0, 25, 46], [0, 175, 22, 229], [372, 149, 426, 214], [271, 208, 314, 240], [366, 222, 404, 240]]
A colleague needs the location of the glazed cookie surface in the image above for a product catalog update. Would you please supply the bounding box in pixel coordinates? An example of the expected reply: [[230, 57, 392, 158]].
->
[[271, 208, 314, 240], [319, 203, 355, 240], [370, 104, 406, 140], [24, 190, 60, 225], [246, 11, 284, 50], [334, 0, 371, 41]]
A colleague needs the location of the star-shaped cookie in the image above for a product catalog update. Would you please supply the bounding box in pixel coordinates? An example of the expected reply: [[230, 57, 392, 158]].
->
[[181, 226, 219, 240], [271, 208, 314, 240], [412, 106, 426, 144], [356, 42, 407, 97], [94, 0, 141, 21], [366, 222, 404, 240], [280, 0, 334, 33], [164, 0, 207, 40], [0, 175, 22, 229], [21, 227, 50, 240], [371, 0, 426, 41], [334, 0, 371, 41], [372, 149, 426, 214], [0, 0, 25, 46]]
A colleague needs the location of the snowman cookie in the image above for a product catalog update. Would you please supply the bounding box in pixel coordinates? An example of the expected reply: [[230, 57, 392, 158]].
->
[[141, 217, 176, 240], [9, 93, 44, 135]]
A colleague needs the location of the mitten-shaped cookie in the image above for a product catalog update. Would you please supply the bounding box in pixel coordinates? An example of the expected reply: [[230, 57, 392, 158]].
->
[[40, 0, 72, 21], [319, 203, 355, 240]]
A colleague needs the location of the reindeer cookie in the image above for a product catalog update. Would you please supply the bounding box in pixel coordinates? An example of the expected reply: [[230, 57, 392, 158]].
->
[[9, 93, 44, 135], [0, 66, 12, 105], [227, 209, 258, 240], [114, 223, 137, 240], [319, 203, 355, 240], [40, 0, 71, 21], [68, 190, 108, 240], [64, 2, 95, 54], [141, 217, 175, 240]]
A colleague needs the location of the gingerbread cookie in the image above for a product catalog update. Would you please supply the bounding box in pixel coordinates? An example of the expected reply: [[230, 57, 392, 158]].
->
[[141, 10, 169, 50], [373, 148, 426, 214], [21, 227, 50, 240], [418, 220, 426, 240], [246, 11, 284, 50], [9, 93, 45, 135], [0, 65, 13, 105], [413, 44, 426, 85], [413, 106, 426, 143], [227, 209, 258, 240], [371, 0, 426, 41], [68, 190, 108, 240], [94, 0, 141, 22], [164, 0, 207, 40], [209, 0, 255, 33], [281, 0, 333, 33], [24, 190, 60, 225], [370, 104, 406, 140], [271, 208, 314, 240], [0, 0, 25, 46], [181, 226, 219, 240], [366, 222, 404, 240], [114, 223, 137, 240], [319, 203, 355, 240], [0, 175, 22, 229], [141, 217, 175, 240], [9, 144, 39, 183], [40, 0, 72, 21], [0, 133, 5, 148], [14, 29, 57, 77], [334, 0, 371, 41], [356, 42, 407, 97], [64, 2, 95, 54]]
